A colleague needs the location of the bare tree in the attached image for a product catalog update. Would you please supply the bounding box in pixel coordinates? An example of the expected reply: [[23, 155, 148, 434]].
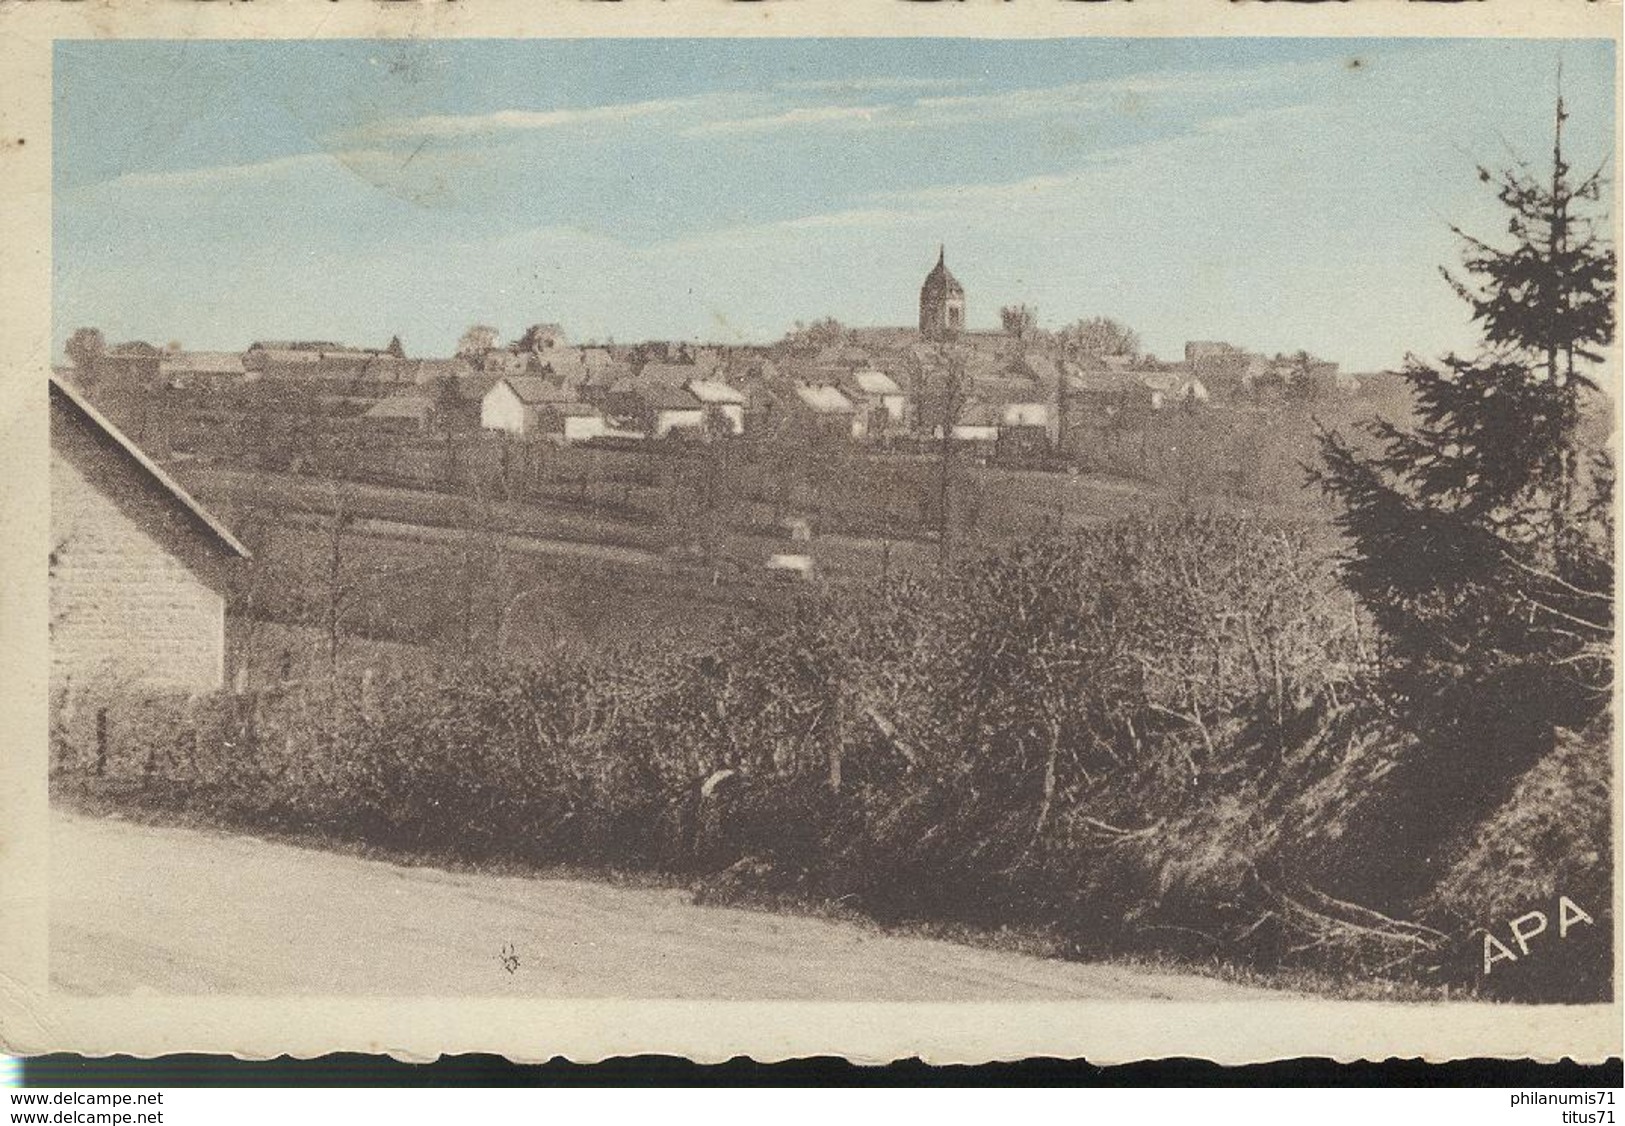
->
[[926, 346, 972, 566], [1000, 304, 1038, 341], [687, 439, 739, 580], [314, 479, 358, 694], [64, 327, 106, 379], [515, 323, 562, 354], [457, 479, 510, 657], [1055, 335, 1079, 462], [784, 316, 849, 349], [426, 375, 472, 493], [1061, 316, 1140, 360], [455, 324, 500, 360]]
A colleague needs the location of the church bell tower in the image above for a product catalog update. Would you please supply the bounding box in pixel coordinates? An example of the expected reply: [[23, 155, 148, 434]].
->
[[918, 245, 966, 340]]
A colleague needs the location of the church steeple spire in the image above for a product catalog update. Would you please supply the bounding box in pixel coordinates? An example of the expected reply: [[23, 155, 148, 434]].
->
[[919, 244, 966, 340]]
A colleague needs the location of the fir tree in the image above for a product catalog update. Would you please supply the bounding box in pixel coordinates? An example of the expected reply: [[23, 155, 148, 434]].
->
[[1314, 96, 1615, 745]]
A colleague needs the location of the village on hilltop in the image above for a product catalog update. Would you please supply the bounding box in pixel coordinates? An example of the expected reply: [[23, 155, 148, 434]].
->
[[46, 244, 1409, 727], [61, 247, 1379, 461]]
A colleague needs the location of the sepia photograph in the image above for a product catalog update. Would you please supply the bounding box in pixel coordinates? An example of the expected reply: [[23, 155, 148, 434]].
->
[[6, 14, 1620, 1066]]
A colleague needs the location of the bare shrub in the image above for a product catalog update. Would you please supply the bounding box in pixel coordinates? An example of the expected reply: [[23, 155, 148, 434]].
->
[[50, 512, 1609, 998]]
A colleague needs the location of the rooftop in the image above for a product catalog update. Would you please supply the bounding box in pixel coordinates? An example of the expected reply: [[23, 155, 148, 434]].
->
[[794, 383, 856, 415], [50, 373, 251, 560], [640, 361, 719, 387], [844, 369, 903, 397], [624, 384, 703, 412], [685, 378, 746, 405], [500, 376, 581, 405]]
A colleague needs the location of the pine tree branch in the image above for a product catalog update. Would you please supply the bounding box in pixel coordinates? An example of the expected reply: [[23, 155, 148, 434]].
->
[[1496, 549, 1613, 603]]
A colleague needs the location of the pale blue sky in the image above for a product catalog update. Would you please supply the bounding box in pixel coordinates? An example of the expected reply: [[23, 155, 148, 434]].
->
[[54, 38, 1615, 370]]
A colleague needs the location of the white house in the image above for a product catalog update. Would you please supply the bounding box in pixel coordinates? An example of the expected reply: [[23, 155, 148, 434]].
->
[[684, 378, 747, 436], [535, 402, 607, 445], [604, 385, 705, 439], [50, 374, 251, 694], [847, 369, 906, 419], [840, 368, 907, 435], [946, 402, 1001, 444], [792, 383, 864, 440], [481, 376, 583, 436]]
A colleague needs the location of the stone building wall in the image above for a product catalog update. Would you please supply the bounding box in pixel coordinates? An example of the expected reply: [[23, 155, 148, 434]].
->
[[50, 400, 231, 695]]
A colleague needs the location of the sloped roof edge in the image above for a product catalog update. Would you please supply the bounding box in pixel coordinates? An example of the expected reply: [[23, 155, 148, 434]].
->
[[50, 374, 252, 560]]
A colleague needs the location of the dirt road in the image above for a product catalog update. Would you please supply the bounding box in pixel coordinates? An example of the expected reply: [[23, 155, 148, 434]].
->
[[51, 811, 1280, 1000]]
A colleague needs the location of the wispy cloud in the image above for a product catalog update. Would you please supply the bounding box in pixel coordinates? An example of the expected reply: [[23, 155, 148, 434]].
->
[[777, 76, 977, 94], [679, 59, 1315, 139], [698, 204, 942, 240], [904, 62, 1312, 126], [338, 94, 708, 144], [864, 101, 1336, 210], [874, 171, 1078, 210], [90, 150, 376, 191], [74, 71, 1329, 205], [685, 103, 894, 137]]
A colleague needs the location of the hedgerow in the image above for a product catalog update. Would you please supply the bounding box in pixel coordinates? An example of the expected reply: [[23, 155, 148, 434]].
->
[[51, 512, 1612, 999]]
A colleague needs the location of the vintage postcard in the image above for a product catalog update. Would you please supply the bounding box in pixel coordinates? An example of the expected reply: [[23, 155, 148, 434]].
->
[[0, 0, 1619, 1065]]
